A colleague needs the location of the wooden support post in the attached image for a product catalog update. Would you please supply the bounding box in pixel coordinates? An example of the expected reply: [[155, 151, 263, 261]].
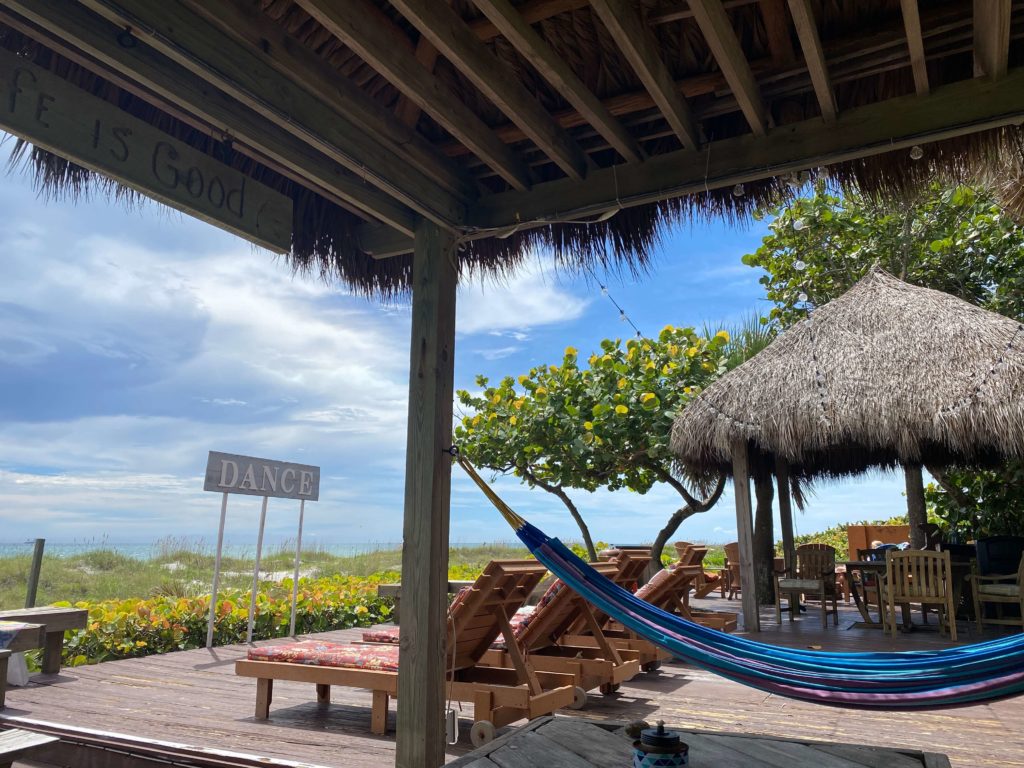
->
[[24, 539, 44, 609], [396, 217, 457, 768], [731, 439, 759, 632], [775, 459, 795, 575], [904, 463, 927, 550]]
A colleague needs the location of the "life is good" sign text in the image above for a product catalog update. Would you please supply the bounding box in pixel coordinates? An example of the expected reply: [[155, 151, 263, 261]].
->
[[204, 451, 320, 501]]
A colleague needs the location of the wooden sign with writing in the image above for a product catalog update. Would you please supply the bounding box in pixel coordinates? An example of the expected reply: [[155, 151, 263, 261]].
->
[[204, 451, 320, 501], [0, 50, 292, 253]]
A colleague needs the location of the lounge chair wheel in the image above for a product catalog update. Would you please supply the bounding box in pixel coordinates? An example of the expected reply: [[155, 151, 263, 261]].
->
[[569, 685, 588, 709], [470, 720, 496, 747], [642, 661, 662, 672]]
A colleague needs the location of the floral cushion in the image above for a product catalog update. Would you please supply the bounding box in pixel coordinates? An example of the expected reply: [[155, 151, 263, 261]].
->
[[247, 640, 399, 672], [361, 628, 400, 644], [512, 580, 565, 640]]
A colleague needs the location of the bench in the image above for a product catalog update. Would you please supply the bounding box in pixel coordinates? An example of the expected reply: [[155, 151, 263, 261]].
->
[[0, 608, 88, 674], [0, 728, 60, 768]]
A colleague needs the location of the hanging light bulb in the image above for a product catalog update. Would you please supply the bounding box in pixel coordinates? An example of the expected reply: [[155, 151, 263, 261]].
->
[[793, 218, 808, 231], [619, 310, 627, 322], [798, 292, 809, 303], [600, 285, 609, 296], [732, 183, 745, 197], [794, 259, 807, 271], [909, 145, 924, 161]]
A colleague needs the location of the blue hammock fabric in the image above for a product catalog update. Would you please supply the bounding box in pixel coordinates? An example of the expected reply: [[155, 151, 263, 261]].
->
[[456, 456, 1024, 708]]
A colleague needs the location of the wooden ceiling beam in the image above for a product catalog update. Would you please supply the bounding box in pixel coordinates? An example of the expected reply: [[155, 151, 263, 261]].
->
[[180, 0, 477, 202], [689, 0, 768, 135], [387, 0, 592, 181], [759, 0, 796, 64], [786, 0, 837, 122], [470, 0, 589, 40], [471, 66, 1024, 228], [900, 0, 929, 95], [3, 0, 420, 236], [589, 0, 701, 150], [295, 0, 533, 192], [974, 0, 1012, 79], [472, 0, 643, 164], [76, 0, 466, 228], [394, 36, 440, 129]]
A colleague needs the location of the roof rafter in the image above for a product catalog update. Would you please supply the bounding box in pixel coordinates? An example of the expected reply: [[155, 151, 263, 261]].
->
[[471, 65, 1024, 229], [387, 0, 592, 181], [689, 0, 769, 135], [295, 0, 533, 192], [3, 0, 420, 236], [974, 0, 1012, 79], [76, 0, 466, 227], [180, 0, 477, 202], [786, 0, 837, 122], [900, 0, 929, 95], [472, 0, 643, 164], [470, 0, 590, 40], [589, 0, 701, 150], [759, 0, 796, 64]]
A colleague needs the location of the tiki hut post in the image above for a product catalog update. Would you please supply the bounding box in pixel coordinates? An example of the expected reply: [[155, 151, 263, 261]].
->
[[775, 458, 796, 575], [396, 218, 457, 768], [731, 438, 760, 631], [904, 463, 927, 549]]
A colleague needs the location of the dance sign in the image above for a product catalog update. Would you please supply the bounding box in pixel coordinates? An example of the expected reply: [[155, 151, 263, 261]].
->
[[204, 450, 320, 501]]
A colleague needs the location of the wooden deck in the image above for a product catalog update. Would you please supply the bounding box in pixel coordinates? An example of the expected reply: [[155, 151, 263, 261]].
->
[[2, 599, 1022, 767]]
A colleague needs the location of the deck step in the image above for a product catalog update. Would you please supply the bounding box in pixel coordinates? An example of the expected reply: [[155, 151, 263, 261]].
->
[[0, 728, 59, 766]]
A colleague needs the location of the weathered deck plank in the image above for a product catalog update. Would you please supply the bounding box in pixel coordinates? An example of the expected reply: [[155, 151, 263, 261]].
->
[[0, 602, 1020, 767]]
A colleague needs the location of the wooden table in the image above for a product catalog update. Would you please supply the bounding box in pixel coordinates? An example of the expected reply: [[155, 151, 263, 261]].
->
[[0, 608, 87, 674], [448, 716, 952, 767]]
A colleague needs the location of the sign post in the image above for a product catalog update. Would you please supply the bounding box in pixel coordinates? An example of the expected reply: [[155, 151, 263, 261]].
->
[[202, 451, 320, 648]]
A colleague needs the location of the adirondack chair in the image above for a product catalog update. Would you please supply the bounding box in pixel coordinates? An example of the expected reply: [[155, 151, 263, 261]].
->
[[723, 542, 742, 600], [236, 560, 576, 746]]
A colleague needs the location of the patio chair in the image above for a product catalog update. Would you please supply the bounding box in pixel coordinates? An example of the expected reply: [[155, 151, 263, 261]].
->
[[774, 544, 839, 628], [673, 541, 724, 599], [882, 550, 957, 640], [970, 553, 1024, 632], [723, 542, 742, 600], [235, 560, 576, 745]]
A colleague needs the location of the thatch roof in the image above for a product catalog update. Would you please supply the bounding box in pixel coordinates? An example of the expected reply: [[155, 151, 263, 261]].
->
[[3, 0, 1023, 296], [670, 268, 1024, 478]]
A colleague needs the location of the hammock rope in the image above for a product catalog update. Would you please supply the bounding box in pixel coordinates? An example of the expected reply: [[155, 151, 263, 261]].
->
[[456, 454, 1024, 708]]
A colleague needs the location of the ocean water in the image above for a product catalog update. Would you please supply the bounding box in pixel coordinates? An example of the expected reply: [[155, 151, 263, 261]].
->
[[0, 541, 403, 560]]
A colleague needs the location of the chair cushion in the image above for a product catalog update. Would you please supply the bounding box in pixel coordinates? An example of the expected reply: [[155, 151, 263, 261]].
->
[[511, 581, 565, 640], [247, 640, 399, 672], [978, 583, 1021, 597], [702, 571, 721, 583], [361, 628, 400, 644], [635, 567, 676, 601]]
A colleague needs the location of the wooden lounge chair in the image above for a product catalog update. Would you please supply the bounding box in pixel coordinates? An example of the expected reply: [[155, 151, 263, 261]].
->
[[563, 550, 671, 671], [636, 564, 738, 632], [479, 562, 641, 697], [674, 541, 725, 599], [598, 547, 652, 591], [235, 560, 576, 746]]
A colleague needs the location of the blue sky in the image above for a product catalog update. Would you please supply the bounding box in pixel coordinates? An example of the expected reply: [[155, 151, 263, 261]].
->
[[0, 161, 908, 549]]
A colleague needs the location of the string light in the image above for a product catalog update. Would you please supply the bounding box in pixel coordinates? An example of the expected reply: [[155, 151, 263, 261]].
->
[[794, 259, 807, 271], [793, 218, 808, 231], [910, 145, 924, 161], [587, 266, 646, 340], [732, 183, 745, 197]]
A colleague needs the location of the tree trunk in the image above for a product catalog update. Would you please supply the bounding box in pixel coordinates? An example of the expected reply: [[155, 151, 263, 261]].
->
[[904, 463, 927, 549], [646, 506, 696, 580], [523, 470, 598, 561], [752, 465, 776, 605]]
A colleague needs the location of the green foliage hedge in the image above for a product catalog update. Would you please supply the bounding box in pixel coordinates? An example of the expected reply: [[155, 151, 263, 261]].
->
[[44, 574, 395, 668]]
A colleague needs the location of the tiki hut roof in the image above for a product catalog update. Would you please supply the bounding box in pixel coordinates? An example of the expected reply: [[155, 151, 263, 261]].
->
[[670, 268, 1024, 478], [2, 1, 1024, 296]]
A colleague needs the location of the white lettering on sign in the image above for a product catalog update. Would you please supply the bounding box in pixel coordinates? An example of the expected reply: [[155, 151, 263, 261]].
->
[[204, 451, 319, 501]]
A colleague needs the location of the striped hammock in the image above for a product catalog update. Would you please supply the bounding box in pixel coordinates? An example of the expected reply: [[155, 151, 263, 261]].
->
[[458, 456, 1024, 708]]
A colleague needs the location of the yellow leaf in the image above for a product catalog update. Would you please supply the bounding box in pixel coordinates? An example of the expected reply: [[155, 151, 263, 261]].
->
[[645, 361, 656, 370], [615, 404, 629, 414], [686, 346, 699, 358], [472, 415, 481, 426], [509, 415, 517, 425], [640, 392, 655, 403], [662, 364, 670, 375], [513, 398, 525, 410], [617, 378, 627, 389], [715, 330, 730, 342], [583, 421, 594, 430], [565, 346, 577, 357], [518, 375, 529, 385], [491, 393, 502, 404]]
